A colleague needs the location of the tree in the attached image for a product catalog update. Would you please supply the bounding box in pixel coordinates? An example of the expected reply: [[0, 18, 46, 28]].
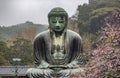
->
[[84, 9, 120, 78], [0, 41, 10, 65], [77, 0, 120, 35], [89, 7, 117, 34], [13, 28, 36, 41], [0, 55, 9, 65], [10, 38, 34, 65]]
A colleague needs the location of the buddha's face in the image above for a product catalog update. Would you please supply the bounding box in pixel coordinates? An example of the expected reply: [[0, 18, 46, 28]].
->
[[49, 16, 66, 32]]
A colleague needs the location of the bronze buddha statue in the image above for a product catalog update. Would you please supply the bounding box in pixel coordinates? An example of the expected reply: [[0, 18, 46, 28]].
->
[[26, 7, 85, 78]]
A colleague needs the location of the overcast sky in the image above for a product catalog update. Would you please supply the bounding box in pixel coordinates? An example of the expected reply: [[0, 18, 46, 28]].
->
[[0, 0, 88, 26]]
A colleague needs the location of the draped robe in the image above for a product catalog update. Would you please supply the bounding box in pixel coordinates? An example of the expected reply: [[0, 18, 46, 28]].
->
[[34, 29, 82, 66], [26, 29, 84, 78]]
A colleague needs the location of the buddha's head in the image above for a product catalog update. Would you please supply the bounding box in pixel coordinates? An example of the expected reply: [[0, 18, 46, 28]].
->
[[48, 7, 68, 32]]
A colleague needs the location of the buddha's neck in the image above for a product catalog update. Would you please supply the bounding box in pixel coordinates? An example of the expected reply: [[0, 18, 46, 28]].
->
[[53, 32, 64, 46], [54, 31, 63, 37]]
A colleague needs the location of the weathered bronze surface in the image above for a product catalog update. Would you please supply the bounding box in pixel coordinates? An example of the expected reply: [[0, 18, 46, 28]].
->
[[26, 7, 85, 78]]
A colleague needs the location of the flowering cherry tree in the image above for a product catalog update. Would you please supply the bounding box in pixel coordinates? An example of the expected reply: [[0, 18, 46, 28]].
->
[[85, 8, 120, 78], [70, 9, 120, 78]]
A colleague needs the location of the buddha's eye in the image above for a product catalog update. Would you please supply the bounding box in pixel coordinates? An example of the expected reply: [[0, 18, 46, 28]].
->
[[59, 20, 64, 23], [52, 20, 57, 23]]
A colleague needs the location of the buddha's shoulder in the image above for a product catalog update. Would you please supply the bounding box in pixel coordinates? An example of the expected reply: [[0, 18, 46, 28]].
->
[[34, 30, 50, 39], [67, 29, 81, 38]]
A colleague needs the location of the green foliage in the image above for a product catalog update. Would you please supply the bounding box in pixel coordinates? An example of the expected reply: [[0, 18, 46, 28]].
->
[[0, 22, 48, 66], [10, 38, 34, 65], [68, 18, 79, 33], [0, 41, 10, 65], [0, 21, 48, 41], [0, 38, 34, 66], [0, 33, 8, 40], [81, 33, 97, 64], [83, 8, 120, 78], [77, 0, 120, 35], [0, 41, 8, 53], [0, 55, 9, 65], [107, 69, 120, 78], [89, 7, 118, 34]]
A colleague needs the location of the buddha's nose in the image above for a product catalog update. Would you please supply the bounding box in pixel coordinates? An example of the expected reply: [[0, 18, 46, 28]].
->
[[56, 21, 60, 27]]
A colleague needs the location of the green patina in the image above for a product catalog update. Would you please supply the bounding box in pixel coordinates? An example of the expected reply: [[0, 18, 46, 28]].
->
[[26, 7, 85, 78]]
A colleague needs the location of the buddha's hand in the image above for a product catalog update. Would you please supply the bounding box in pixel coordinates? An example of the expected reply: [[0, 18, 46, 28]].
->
[[58, 69, 71, 77], [43, 69, 54, 77], [66, 61, 79, 69]]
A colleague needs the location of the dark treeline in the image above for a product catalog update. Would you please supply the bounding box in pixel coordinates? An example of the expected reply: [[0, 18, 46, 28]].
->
[[77, 0, 120, 35], [0, 38, 33, 65], [0, 21, 48, 41]]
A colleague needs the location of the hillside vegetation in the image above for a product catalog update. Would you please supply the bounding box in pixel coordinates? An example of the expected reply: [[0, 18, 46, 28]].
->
[[0, 21, 48, 65], [77, 0, 120, 35], [0, 21, 48, 41]]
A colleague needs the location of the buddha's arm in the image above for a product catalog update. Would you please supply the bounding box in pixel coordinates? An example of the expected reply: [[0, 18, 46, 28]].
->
[[66, 61, 79, 68], [67, 36, 83, 68], [34, 36, 50, 69]]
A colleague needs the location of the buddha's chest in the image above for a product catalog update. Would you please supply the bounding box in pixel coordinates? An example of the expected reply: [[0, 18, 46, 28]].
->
[[50, 35, 66, 64]]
